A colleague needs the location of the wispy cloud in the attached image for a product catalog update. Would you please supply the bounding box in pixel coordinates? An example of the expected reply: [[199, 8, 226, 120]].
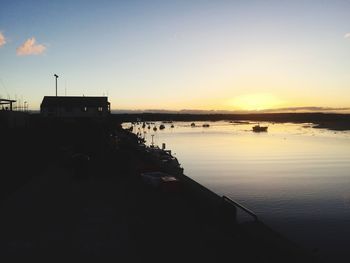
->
[[16, 37, 46, 56], [344, 32, 350, 39], [0, 32, 6, 47]]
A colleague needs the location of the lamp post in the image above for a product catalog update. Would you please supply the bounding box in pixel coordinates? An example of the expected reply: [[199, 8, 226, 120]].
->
[[54, 74, 59, 96], [151, 134, 154, 147]]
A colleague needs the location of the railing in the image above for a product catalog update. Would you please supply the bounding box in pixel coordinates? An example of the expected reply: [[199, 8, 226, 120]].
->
[[180, 173, 259, 223], [222, 195, 258, 222]]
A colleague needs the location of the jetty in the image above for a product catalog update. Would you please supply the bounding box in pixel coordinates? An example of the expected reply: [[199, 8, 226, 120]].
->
[[0, 114, 318, 262]]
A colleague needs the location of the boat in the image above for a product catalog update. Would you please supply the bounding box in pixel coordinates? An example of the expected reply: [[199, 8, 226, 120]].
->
[[202, 123, 210, 127], [252, 125, 268, 132], [191, 122, 196, 127], [145, 146, 184, 175], [159, 124, 165, 130]]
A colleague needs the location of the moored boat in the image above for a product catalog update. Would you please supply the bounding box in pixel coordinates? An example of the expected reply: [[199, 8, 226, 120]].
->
[[145, 145, 184, 175], [252, 125, 268, 132]]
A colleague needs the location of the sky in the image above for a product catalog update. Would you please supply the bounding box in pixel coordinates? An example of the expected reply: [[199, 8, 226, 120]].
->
[[0, 0, 350, 111]]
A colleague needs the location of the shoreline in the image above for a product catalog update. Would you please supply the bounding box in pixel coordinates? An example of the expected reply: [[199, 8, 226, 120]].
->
[[111, 112, 350, 131]]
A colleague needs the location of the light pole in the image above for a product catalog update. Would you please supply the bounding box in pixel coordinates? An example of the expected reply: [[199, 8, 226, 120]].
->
[[151, 134, 154, 147], [54, 74, 59, 96]]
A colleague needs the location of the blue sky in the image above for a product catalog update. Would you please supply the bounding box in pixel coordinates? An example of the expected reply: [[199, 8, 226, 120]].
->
[[1, 0, 350, 110]]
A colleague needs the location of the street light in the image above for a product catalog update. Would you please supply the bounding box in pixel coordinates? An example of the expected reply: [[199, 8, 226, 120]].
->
[[54, 74, 59, 96]]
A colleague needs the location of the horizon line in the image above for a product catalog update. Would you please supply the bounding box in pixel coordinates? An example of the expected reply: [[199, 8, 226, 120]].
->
[[110, 106, 350, 114]]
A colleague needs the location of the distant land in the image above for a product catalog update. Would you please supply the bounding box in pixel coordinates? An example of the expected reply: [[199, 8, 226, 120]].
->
[[27, 108, 350, 130], [111, 106, 350, 115], [111, 112, 350, 131]]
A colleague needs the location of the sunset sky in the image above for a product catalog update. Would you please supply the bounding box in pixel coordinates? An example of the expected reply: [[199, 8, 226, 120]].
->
[[0, 0, 350, 111]]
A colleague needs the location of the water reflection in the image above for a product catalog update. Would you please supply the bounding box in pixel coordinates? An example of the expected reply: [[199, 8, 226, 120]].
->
[[124, 121, 350, 262]]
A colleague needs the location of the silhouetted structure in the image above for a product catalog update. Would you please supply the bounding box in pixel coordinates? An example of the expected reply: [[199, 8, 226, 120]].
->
[[0, 98, 16, 111], [40, 96, 110, 118]]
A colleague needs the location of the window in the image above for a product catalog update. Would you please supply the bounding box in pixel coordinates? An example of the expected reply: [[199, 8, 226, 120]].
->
[[82, 106, 88, 112], [98, 107, 103, 112]]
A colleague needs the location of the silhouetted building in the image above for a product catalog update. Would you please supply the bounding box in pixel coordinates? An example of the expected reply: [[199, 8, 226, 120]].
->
[[40, 96, 110, 118]]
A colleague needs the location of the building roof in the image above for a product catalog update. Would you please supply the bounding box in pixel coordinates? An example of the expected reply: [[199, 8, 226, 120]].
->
[[41, 96, 109, 108]]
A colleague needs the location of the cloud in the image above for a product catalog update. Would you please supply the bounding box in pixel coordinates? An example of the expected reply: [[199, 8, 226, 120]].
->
[[16, 37, 46, 56], [344, 32, 350, 39], [0, 32, 6, 47]]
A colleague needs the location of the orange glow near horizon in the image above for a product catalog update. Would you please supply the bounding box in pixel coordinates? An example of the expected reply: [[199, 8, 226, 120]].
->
[[227, 93, 286, 111]]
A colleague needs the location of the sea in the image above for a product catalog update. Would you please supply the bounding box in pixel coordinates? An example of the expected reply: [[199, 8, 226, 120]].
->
[[123, 121, 350, 262]]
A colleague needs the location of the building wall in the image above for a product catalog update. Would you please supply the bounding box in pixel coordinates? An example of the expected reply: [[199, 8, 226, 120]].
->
[[41, 106, 109, 118]]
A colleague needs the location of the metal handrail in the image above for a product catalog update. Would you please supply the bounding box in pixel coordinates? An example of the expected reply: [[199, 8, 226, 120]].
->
[[222, 195, 258, 221], [180, 173, 259, 222]]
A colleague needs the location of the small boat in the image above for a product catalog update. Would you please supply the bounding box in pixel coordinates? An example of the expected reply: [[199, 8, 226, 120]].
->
[[191, 122, 196, 127], [159, 124, 165, 130], [202, 123, 210, 127], [252, 125, 268, 132]]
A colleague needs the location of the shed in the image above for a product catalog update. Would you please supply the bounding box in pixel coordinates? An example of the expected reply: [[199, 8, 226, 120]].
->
[[40, 96, 110, 118]]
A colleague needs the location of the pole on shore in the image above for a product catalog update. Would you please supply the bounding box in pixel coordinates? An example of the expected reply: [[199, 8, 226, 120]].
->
[[151, 134, 154, 147], [54, 74, 59, 96]]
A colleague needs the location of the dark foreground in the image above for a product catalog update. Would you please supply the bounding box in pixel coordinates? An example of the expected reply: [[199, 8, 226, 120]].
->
[[0, 116, 318, 262]]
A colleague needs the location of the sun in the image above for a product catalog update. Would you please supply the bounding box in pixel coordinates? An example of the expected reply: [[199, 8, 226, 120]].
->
[[228, 93, 284, 111]]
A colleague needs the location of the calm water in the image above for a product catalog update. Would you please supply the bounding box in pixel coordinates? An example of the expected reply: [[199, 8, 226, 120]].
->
[[124, 121, 350, 262]]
